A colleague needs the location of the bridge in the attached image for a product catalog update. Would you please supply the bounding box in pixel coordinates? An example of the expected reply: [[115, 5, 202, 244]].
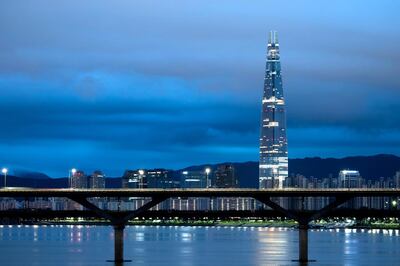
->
[[1, 188, 399, 263]]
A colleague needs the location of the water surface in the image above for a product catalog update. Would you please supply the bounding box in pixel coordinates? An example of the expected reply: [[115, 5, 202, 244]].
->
[[0, 225, 399, 265]]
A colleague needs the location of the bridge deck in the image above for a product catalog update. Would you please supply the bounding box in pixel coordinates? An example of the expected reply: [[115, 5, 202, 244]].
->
[[0, 188, 399, 197]]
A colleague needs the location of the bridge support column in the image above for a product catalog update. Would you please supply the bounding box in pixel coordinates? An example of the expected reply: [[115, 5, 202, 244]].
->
[[254, 196, 316, 263], [69, 196, 167, 263], [114, 224, 125, 263], [298, 223, 309, 262]]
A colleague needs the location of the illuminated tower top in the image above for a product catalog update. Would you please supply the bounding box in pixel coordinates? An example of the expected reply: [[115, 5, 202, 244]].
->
[[267, 31, 280, 60]]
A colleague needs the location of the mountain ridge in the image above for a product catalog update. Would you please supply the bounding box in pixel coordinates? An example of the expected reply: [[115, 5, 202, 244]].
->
[[2, 154, 399, 188]]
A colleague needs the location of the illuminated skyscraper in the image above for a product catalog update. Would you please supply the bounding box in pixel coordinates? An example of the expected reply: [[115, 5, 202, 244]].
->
[[259, 31, 288, 189]]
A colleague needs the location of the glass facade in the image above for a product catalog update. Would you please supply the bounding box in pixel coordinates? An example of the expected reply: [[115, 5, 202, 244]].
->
[[259, 31, 288, 188]]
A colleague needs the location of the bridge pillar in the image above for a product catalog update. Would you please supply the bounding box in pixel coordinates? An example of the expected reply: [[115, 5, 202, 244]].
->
[[114, 225, 125, 262], [298, 223, 309, 262], [113, 224, 127, 263], [68, 196, 167, 263]]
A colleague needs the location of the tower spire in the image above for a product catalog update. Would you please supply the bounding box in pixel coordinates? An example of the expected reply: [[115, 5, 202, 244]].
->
[[268, 30, 279, 45], [268, 31, 273, 44], [273, 31, 278, 44]]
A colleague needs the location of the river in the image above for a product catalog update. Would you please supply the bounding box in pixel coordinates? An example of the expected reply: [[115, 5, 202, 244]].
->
[[0, 225, 399, 265]]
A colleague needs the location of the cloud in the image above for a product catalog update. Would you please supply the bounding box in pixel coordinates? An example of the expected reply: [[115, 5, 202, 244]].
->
[[0, 1, 399, 175]]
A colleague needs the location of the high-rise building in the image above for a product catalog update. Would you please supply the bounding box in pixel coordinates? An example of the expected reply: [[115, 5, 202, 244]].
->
[[89, 170, 106, 189], [395, 171, 400, 188], [71, 170, 88, 188], [122, 169, 147, 188], [215, 164, 238, 188], [259, 31, 288, 189], [338, 170, 361, 188], [180, 171, 207, 188], [179, 170, 210, 210], [147, 169, 174, 188], [338, 170, 363, 209], [122, 169, 173, 189], [214, 164, 241, 211]]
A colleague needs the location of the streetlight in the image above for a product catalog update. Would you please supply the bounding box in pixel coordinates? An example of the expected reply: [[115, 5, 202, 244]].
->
[[205, 168, 212, 211], [138, 170, 145, 188], [2, 168, 8, 188], [70, 168, 77, 188], [205, 168, 211, 188]]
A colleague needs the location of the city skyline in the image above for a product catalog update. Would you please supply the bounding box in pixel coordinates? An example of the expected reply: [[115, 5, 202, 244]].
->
[[1, 2, 400, 265], [1, 1, 400, 177]]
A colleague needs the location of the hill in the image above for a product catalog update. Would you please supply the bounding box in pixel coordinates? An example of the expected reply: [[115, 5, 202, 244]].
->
[[1, 154, 399, 189], [180, 154, 400, 188]]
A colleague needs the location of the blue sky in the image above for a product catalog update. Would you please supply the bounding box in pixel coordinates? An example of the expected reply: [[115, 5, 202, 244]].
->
[[0, 1, 399, 176]]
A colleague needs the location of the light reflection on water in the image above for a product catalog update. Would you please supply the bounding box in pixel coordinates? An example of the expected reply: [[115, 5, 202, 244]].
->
[[0, 225, 399, 265]]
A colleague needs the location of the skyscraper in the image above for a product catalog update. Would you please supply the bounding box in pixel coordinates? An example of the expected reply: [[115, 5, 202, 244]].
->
[[259, 31, 288, 189]]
